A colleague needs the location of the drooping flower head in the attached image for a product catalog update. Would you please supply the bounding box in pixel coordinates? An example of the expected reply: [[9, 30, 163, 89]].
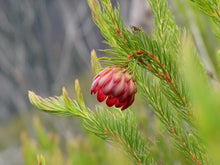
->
[[91, 66, 137, 110]]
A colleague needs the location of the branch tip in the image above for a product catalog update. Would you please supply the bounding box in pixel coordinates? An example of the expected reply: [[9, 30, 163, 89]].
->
[[62, 87, 69, 100]]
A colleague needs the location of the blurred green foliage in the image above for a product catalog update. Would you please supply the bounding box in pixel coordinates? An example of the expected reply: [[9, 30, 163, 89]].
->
[[21, 116, 133, 165]]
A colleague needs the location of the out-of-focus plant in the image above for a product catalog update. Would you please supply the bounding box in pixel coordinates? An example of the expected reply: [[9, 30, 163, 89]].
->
[[21, 117, 64, 165], [37, 155, 46, 165], [21, 116, 132, 165], [28, 0, 220, 164]]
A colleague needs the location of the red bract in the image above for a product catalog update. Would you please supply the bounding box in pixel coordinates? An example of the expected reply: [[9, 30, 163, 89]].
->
[[91, 66, 137, 110]]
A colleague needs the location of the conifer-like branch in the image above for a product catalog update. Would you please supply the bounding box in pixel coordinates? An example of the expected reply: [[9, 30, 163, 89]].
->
[[88, 0, 207, 164], [136, 70, 205, 164], [89, 0, 189, 112], [190, 0, 220, 39], [28, 82, 151, 164]]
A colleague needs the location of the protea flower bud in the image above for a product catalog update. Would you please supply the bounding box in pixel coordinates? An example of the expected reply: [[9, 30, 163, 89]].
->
[[91, 66, 137, 110]]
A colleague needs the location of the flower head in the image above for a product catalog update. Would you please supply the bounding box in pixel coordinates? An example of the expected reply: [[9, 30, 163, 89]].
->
[[91, 66, 137, 110]]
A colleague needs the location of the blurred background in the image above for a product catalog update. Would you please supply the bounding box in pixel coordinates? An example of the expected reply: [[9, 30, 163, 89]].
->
[[0, 0, 154, 164]]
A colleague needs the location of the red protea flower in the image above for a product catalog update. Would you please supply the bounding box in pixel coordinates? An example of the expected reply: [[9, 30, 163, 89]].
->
[[91, 66, 137, 110]]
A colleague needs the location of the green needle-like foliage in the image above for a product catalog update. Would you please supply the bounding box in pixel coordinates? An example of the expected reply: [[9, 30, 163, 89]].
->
[[29, 83, 151, 164], [28, 0, 220, 164], [190, 0, 220, 40], [88, 0, 206, 163]]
